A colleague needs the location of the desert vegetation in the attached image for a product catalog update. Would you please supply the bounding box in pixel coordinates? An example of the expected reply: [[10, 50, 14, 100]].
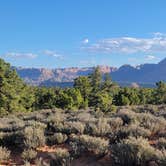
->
[[0, 106, 165, 165], [0, 58, 166, 165]]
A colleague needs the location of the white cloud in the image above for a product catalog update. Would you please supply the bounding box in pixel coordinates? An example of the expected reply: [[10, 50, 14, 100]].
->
[[82, 38, 89, 44], [84, 33, 166, 54], [146, 55, 156, 60], [43, 50, 63, 59], [5, 52, 37, 59]]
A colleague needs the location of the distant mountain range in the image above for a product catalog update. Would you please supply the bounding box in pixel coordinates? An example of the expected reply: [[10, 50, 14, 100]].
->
[[14, 58, 166, 87], [15, 66, 116, 87], [111, 58, 166, 84]]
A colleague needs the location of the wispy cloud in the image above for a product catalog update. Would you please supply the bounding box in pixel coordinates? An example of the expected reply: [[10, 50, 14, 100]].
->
[[145, 55, 156, 60], [83, 33, 166, 54], [3, 50, 65, 60], [5, 52, 37, 59], [43, 50, 64, 59]]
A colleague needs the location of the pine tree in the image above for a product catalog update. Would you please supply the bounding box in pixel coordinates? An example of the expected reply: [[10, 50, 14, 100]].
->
[[0, 59, 35, 114]]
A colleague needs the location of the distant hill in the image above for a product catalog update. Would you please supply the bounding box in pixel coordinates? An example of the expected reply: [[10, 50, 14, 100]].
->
[[14, 58, 166, 87], [15, 66, 116, 86], [111, 58, 166, 84]]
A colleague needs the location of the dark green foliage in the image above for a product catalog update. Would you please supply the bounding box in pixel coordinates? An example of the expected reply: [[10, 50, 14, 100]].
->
[[2, 57, 166, 113], [34, 87, 57, 109], [89, 91, 113, 112], [74, 76, 91, 102], [154, 81, 166, 104], [0, 59, 35, 115], [89, 66, 102, 93], [114, 87, 140, 105]]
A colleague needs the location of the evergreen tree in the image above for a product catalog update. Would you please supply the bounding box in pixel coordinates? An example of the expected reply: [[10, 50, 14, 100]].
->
[[74, 76, 91, 102], [0, 59, 35, 114], [34, 87, 56, 109], [154, 81, 166, 104], [89, 66, 102, 93]]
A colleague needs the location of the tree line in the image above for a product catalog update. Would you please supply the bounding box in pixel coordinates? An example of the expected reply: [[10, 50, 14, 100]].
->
[[0, 58, 166, 115]]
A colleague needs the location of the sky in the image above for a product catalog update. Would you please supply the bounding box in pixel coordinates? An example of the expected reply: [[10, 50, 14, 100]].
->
[[1, 0, 166, 68]]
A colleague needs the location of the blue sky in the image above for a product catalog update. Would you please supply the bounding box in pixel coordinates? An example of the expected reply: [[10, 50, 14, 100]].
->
[[1, 0, 166, 68]]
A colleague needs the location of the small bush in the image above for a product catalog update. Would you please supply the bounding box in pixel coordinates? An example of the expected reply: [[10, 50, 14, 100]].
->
[[108, 105, 117, 113], [117, 124, 151, 140], [109, 117, 123, 131], [138, 113, 166, 134], [0, 116, 25, 132], [24, 126, 45, 149], [69, 134, 85, 158], [158, 149, 166, 166], [22, 148, 37, 162], [23, 160, 31, 166], [96, 118, 110, 136], [158, 130, 166, 138], [50, 122, 65, 133], [70, 134, 109, 156], [54, 133, 68, 144], [156, 137, 166, 149], [35, 157, 49, 166], [86, 118, 110, 136], [117, 110, 137, 125], [76, 112, 95, 123], [48, 133, 67, 145], [48, 112, 66, 125], [0, 146, 10, 162], [0, 131, 24, 148], [50, 148, 71, 166], [65, 121, 85, 134], [111, 136, 162, 166]]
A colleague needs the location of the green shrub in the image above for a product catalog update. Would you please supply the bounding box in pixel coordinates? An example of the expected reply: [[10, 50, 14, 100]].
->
[[108, 105, 117, 113]]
